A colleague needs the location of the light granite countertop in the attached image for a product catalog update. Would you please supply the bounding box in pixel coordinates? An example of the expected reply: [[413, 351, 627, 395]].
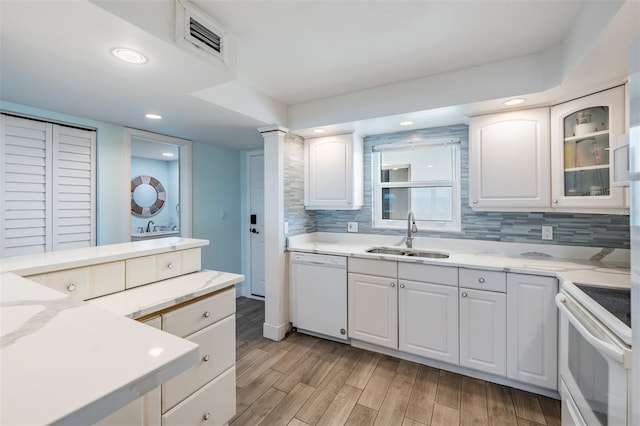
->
[[0, 238, 243, 425], [287, 233, 631, 288]]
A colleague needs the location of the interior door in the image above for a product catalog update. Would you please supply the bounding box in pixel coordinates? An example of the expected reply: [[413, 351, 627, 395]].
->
[[249, 153, 265, 297]]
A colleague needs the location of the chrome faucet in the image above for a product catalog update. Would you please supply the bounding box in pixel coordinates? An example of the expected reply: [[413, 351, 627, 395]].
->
[[146, 220, 154, 233], [406, 211, 418, 248]]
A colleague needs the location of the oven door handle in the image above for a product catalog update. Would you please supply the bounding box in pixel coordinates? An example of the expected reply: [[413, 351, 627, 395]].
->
[[555, 293, 629, 368]]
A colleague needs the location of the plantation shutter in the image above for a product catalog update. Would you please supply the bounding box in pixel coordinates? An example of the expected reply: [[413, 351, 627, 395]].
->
[[0, 114, 96, 257]]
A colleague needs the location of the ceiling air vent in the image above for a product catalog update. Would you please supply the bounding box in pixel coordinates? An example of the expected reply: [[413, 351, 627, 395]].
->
[[175, 0, 227, 67]]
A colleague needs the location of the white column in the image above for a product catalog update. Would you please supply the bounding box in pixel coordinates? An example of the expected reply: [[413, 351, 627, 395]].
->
[[259, 125, 289, 341]]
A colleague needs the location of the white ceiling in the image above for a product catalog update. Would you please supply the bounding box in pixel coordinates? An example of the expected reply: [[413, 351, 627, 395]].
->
[[1, 0, 638, 149]]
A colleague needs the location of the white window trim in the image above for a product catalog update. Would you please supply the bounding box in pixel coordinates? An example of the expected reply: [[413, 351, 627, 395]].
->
[[372, 142, 461, 232]]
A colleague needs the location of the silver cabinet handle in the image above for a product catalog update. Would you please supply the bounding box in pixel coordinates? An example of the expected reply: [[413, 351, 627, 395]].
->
[[67, 284, 76, 292], [167, 262, 174, 269], [203, 311, 211, 318], [473, 200, 478, 204], [461, 292, 468, 297], [203, 355, 210, 362], [553, 199, 558, 204], [399, 283, 405, 288], [478, 278, 485, 283], [390, 282, 395, 287], [203, 413, 211, 421]]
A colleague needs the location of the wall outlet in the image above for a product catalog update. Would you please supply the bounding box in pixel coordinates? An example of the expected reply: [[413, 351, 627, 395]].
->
[[347, 222, 358, 233], [284, 221, 289, 234], [542, 226, 553, 240]]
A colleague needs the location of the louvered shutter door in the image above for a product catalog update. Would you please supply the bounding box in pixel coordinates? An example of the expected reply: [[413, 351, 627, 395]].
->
[[0, 115, 53, 257], [52, 124, 96, 250]]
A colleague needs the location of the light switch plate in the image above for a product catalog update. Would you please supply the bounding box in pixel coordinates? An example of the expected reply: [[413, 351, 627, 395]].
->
[[347, 222, 358, 233], [542, 226, 553, 240]]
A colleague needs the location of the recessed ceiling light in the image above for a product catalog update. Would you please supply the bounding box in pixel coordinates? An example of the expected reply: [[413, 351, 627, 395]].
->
[[313, 129, 325, 133], [145, 113, 162, 120], [111, 48, 147, 64], [162, 152, 174, 157], [399, 121, 414, 126], [504, 98, 525, 106]]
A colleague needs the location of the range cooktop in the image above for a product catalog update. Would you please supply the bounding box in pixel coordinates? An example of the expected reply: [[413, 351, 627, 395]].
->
[[576, 284, 631, 328]]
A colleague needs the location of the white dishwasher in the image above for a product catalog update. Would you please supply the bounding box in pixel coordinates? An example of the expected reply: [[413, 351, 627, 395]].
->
[[290, 252, 348, 342]]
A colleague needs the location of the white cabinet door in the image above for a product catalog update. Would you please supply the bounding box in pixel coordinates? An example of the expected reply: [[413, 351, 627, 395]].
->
[[459, 288, 506, 376], [550, 86, 625, 209], [469, 108, 551, 209], [304, 132, 363, 210], [506, 273, 558, 390], [399, 279, 458, 364], [348, 273, 397, 349]]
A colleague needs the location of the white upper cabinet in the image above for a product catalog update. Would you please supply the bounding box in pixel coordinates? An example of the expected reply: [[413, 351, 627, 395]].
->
[[550, 86, 625, 209], [304, 132, 363, 210], [469, 108, 550, 209]]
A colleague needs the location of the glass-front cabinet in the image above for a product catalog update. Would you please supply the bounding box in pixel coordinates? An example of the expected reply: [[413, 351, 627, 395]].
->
[[550, 86, 625, 209]]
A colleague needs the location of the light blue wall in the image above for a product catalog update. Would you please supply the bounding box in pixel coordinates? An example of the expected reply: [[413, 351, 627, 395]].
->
[[0, 101, 127, 245], [192, 142, 242, 274]]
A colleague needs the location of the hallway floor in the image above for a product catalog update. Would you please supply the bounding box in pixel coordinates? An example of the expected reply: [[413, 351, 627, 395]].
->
[[233, 297, 561, 426]]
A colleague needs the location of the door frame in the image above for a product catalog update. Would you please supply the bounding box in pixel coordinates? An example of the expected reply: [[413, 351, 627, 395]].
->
[[124, 128, 192, 240], [243, 149, 265, 299]]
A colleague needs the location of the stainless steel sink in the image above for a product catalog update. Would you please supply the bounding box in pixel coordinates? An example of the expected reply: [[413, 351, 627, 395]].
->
[[366, 247, 449, 259]]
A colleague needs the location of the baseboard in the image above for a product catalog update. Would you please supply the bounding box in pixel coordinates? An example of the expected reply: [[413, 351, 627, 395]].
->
[[263, 321, 289, 341]]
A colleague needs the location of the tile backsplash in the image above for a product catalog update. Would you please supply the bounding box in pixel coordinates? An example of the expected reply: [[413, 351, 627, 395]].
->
[[286, 124, 630, 249]]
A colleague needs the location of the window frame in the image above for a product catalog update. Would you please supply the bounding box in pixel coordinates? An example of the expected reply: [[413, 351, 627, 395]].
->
[[372, 140, 461, 232]]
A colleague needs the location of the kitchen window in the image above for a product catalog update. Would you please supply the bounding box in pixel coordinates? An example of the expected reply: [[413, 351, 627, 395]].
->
[[372, 140, 461, 232]]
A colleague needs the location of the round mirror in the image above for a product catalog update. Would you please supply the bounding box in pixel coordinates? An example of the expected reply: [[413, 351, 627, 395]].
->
[[131, 175, 166, 217]]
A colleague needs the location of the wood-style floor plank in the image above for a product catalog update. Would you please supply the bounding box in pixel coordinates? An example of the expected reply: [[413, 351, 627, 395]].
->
[[232, 298, 561, 426], [358, 356, 399, 410], [373, 369, 416, 426], [236, 368, 283, 416], [345, 350, 382, 389], [435, 370, 463, 410], [511, 389, 546, 425], [405, 364, 439, 424], [316, 384, 363, 426], [486, 383, 517, 426], [344, 404, 378, 426], [460, 376, 489, 426], [431, 402, 461, 426], [295, 369, 350, 425], [231, 387, 287, 426], [258, 382, 316, 426]]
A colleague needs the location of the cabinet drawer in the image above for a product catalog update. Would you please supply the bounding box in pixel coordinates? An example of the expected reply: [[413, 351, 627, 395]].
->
[[398, 263, 458, 287], [162, 366, 236, 426], [348, 258, 396, 278], [162, 288, 235, 338], [459, 268, 506, 293], [26, 261, 125, 300], [126, 248, 201, 289], [162, 315, 235, 412]]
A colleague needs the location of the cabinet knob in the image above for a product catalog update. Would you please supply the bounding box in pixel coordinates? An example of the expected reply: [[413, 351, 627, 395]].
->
[[399, 283, 405, 288], [340, 328, 346, 335], [167, 262, 174, 269], [390, 282, 395, 287], [203, 311, 211, 318], [478, 278, 485, 283], [461, 292, 468, 297], [553, 199, 558, 204], [203, 354, 210, 362], [473, 200, 478, 204], [203, 413, 211, 421], [67, 284, 76, 292]]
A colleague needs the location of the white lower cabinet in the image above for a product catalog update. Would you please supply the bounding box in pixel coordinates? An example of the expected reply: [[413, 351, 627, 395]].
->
[[348, 272, 398, 349], [506, 273, 558, 390], [459, 288, 506, 376], [162, 366, 236, 426], [399, 279, 458, 363]]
